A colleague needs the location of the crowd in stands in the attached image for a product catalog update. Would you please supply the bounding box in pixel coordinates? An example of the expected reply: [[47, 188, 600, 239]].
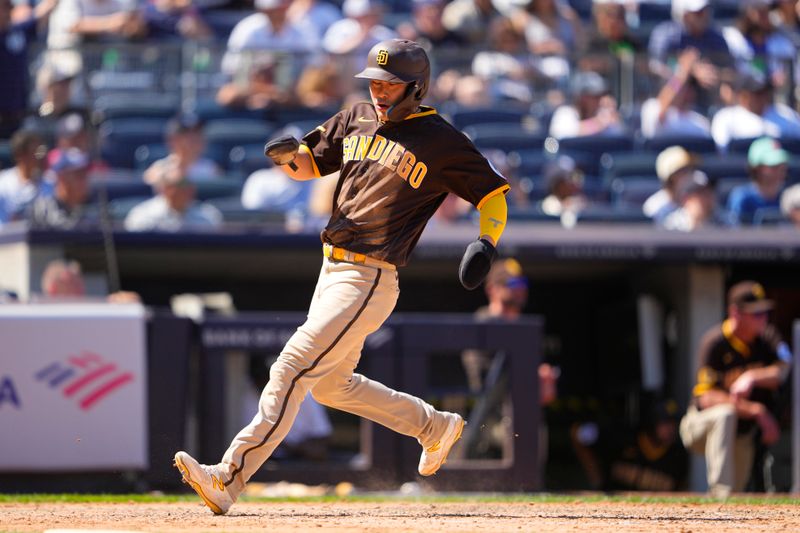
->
[[2, 0, 800, 231]]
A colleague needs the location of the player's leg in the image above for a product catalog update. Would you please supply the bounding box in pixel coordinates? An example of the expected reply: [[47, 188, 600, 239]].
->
[[176, 260, 397, 512], [312, 342, 464, 476], [699, 403, 738, 497], [732, 431, 756, 492]]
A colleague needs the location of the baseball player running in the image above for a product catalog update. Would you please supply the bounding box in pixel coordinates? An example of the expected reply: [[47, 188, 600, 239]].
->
[[175, 39, 510, 514]]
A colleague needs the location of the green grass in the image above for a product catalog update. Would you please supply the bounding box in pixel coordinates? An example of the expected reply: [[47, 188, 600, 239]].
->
[[1, 493, 799, 505]]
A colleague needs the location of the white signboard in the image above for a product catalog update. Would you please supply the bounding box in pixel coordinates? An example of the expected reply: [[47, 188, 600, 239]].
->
[[0, 304, 148, 471]]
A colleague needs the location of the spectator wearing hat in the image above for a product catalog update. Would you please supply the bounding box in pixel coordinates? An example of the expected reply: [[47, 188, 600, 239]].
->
[[32, 61, 86, 122], [0, 0, 59, 138], [322, 0, 394, 58], [46, 112, 108, 175], [643, 146, 697, 221], [47, 0, 145, 50], [125, 159, 221, 232], [710, 68, 800, 151], [648, 0, 734, 86], [27, 148, 94, 229], [661, 170, 720, 231], [640, 48, 712, 139], [548, 71, 623, 139], [723, 0, 796, 88], [539, 155, 588, 217], [680, 281, 791, 498], [780, 182, 800, 227], [0, 129, 50, 223], [726, 136, 788, 225], [143, 114, 221, 184]]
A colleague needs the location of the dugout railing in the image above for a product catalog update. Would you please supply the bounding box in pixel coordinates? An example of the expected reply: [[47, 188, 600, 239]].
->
[[196, 312, 543, 491]]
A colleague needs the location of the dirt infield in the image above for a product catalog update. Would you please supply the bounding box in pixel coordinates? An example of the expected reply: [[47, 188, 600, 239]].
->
[[2, 500, 799, 532]]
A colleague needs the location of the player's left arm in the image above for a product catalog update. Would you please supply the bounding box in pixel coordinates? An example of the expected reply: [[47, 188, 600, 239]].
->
[[477, 189, 508, 246]]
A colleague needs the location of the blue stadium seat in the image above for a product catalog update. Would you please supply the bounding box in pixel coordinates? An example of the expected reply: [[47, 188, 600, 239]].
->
[[641, 135, 717, 154], [194, 179, 244, 201], [134, 143, 169, 170], [752, 207, 789, 226], [193, 98, 266, 122], [0, 140, 11, 169], [462, 123, 546, 152], [699, 154, 748, 181], [203, 9, 250, 40], [205, 196, 286, 224], [268, 106, 337, 128], [94, 93, 180, 122], [555, 133, 636, 175], [229, 143, 272, 178], [727, 137, 759, 154], [447, 107, 527, 130], [510, 149, 550, 177], [602, 152, 658, 181], [574, 204, 651, 224], [109, 196, 151, 221], [204, 119, 276, 169], [98, 118, 168, 169], [610, 177, 661, 208], [278, 120, 326, 139], [89, 179, 151, 203], [507, 204, 558, 222], [715, 177, 749, 205]]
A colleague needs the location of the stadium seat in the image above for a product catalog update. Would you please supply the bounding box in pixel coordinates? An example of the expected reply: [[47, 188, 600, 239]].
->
[[610, 177, 661, 208], [555, 133, 636, 175], [602, 152, 658, 181], [641, 135, 717, 155], [507, 204, 559, 222], [229, 143, 272, 178], [203, 9, 250, 40], [108, 196, 151, 221], [193, 98, 267, 122], [277, 120, 325, 140], [134, 143, 169, 170], [446, 107, 527, 130], [715, 177, 749, 205], [93, 93, 180, 122], [89, 178, 151, 203], [462, 123, 546, 152], [205, 195, 286, 225], [194, 179, 244, 201], [267, 106, 337, 128], [98, 118, 168, 169], [699, 154, 748, 181], [204, 119, 276, 169], [573, 204, 651, 224], [752, 207, 788, 226], [727, 137, 760, 154], [0, 140, 11, 169], [509, 149, 550, 177]]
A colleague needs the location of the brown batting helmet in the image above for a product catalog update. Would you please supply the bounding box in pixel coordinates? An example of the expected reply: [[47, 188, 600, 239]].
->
[[355, 39, 430, 122]]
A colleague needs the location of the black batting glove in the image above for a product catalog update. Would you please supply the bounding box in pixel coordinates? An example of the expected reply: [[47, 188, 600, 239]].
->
[[264, 135, 300, 167], [458, 238, 496, 290]]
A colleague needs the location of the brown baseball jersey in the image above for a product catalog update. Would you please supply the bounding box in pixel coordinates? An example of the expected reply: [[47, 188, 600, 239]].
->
[[301, 102, 510, 267], [692, 320, 786, 433]]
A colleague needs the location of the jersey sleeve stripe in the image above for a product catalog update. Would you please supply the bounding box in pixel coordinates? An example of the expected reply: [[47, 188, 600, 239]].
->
[[299, 144, 321, 178], [476, 184, 511, 210]]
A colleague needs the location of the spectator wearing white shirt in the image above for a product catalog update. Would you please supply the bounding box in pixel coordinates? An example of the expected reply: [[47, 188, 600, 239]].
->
[[711, 68, 800, 150], [125, 160, 222, 232], [640, 48, 711, 139], [780, 183, 800, 227], [0, 129, 50, 224], [47, 0, 145, 50], [220, 0, 312, 76], [549, 71, 624, 139], [662, 170, 720, 231], [322, 0, 395, 57], [287, 0, 342, 48]]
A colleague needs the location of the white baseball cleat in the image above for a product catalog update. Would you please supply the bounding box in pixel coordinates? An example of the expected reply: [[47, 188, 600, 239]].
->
[[418, 412, 465, 476], [174, 451, 235, 515]]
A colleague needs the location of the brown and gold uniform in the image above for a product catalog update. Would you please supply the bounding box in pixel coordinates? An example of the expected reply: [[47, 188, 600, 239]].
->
[[680, 320, 788, 496], [217, 102, 509, 495]]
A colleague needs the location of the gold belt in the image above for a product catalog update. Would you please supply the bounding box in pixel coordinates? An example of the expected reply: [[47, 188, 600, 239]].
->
[[323, 243, 395, 270]]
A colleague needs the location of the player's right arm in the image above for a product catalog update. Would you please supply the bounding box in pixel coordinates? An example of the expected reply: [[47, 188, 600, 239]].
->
[[264, 136, 319, 181], [279, 148, 318, 181]]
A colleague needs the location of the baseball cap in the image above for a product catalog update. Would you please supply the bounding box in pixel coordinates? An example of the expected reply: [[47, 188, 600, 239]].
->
[[656, 146, 695, 183], [56, 113, 87, 139], [675, 0, 709, 13], [735, 68, 771, 93], [50, 148, 89, 173], [165, 113, 204, 137], [684, 170, 713, 194], [748, 137, 789, 167], [486, 258, 528, 289], [570, 71, 608, 97], [728, 281, 774, 313]]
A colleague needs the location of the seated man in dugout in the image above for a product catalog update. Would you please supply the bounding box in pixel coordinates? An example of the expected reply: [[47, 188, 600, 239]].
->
[[680, 281, 792, 498]]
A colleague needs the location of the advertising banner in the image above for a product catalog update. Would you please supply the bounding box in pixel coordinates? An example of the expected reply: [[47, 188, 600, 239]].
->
[[0, 304, 147, 471]]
